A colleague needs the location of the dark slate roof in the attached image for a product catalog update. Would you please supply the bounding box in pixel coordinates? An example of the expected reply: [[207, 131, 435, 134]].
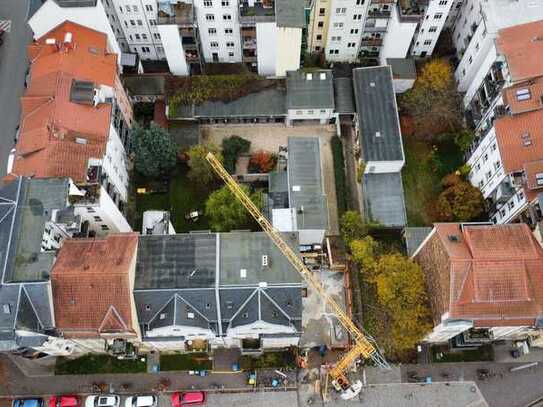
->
[[286, 70, 334, 110], [123, 75, 165, 96], [404, 227, 433, 257], [287, 137, 328, 230], [171, 89, 287, 119], [353, 67, 404, 162], [268, 171, 289, 210], [363, 173, 407, 227], [1, 177, 70, 283], [0, 285, 21, 331], [135, 234, 217, 289], [334, 78, 355, 114], [387, 58, 417, 80], [219, 232, 301, 285], [275, 0, 305, 28]]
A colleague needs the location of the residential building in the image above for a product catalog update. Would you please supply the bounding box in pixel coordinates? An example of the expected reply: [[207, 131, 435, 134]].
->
[[50, 233, 140, 354], [0, 177, 83, 353], [8, 21, 133, 236], [271, 137, 329, 246], [352, 66, 406, 227], [465, 21, 543, 224], [413, 223, 543, 344], [134, 232, 303, 352], [286, 70, 335, 125]]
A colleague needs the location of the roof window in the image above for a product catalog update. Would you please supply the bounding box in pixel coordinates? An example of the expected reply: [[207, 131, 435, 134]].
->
[[306, 73, 313, 80], [240, 268, 247, 279], [521, 132, 532, 147], [320, 72, 326, 80]]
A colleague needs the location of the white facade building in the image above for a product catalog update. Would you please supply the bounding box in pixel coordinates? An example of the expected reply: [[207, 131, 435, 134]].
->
[[410, 0, 457, 57]]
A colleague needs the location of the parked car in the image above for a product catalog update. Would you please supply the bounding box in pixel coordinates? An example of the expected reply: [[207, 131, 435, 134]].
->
[[171, 392, 206, 407], [49, 396, 80, 407], [84, 395, 120, 407], [13, 399, 44, 407], [124, 395, 157, 407]]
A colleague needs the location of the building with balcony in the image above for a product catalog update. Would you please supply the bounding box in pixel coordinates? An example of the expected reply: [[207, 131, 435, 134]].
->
[[465, 21, 543, 226], [7, 21, 133, 236]]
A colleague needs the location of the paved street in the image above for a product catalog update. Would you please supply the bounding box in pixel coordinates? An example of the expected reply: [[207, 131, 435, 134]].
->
[[0, 0, 33, 177], [402, 362, 543, 407]]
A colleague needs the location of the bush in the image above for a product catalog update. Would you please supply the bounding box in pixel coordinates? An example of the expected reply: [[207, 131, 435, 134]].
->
[[222, 136, 251, 173], [248, 150, 277, 173], [55, 354, 146, 375], [187, 143, 223, 187], [205, 185, 262, 231], [433, 173, 485, 222], [331, 136, 348, 215], [239, 351, 296, 370]]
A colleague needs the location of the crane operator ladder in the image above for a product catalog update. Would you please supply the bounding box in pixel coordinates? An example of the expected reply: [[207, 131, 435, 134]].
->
[[205, 152, 389, 392]]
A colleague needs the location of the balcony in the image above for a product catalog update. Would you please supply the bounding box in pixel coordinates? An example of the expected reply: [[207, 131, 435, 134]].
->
[[363, 21, 388, 33], [157, 1, 194, 26], [243, 38, 257, 49], [243, 48, 257, 62], [360, 38, 383, 46], [239, 2, 275, 25], [359, 50, 380, 58], [185, 51, 200, 61], [368, 9, 391, 18], [182, 36, 198, 50], [397, 0, 428, 22]]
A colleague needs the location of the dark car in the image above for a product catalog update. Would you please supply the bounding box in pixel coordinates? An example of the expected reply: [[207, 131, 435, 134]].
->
[[13, 399, 45, 407]]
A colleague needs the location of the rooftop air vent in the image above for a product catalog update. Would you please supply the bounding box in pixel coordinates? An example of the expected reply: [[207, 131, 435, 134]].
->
[[370, 82, 376, 87], [306, 73, 313, 80], [2, 304, 11, 314], [320, 72, 326, 80], [240, 268, 247, 279], [448, 235, 460, 242], [262, 255, 269, 267], [375, 131, 381, 138]]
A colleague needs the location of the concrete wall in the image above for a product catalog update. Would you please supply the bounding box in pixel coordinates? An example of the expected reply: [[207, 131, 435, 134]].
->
[[256, 22, 277, 76], [275, 27, 302, 77], [379, 7, 417, 64], [411, 0, 455, 57], [392, 78, 415, 94], [157, 24, 189, 75], [287, 108, 334, 124]]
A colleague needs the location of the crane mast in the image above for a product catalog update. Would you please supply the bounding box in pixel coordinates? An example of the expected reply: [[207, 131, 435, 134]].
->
[[205, 152, 389, 393]]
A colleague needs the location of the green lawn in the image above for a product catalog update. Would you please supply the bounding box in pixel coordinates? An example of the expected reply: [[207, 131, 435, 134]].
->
[[159, 353, 212, 371], [402, 137, 463, 226], [239, 350, 296, 370], [134, 164, 214, 233], [55, 354, 146, 375]]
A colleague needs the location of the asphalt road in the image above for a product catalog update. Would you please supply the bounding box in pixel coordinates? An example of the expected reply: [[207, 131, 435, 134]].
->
[[0, 0, 34, 178]]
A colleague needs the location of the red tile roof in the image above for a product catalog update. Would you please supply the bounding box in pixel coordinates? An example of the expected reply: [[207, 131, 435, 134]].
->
[[503, 76, 543, 115], [9, 21, 117, 183], [51, 233, 139, 338], [494, 109, 543, 173], [431, 223, 543, 327], [523, 160, 543, 191], [497, 20, 543, 82]]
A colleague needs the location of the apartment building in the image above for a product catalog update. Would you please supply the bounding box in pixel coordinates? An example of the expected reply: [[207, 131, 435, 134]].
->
[[465, 21, 543, 225], [307, 0, 454, 64], [7, 21, 133, 236], [413, 223, 543, 345]]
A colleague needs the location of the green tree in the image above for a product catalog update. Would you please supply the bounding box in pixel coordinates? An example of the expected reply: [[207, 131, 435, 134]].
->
[[132, 123, 178, 178], [205, 185, 262, 231], [222, 136, 251, 173], [372, 254, 432, 355], [340, 211, 380, 245], [350, 236, 379, 274], [435, 173, 485, 222], [400, 59, 463, 138], [187, 143, 223, 186]]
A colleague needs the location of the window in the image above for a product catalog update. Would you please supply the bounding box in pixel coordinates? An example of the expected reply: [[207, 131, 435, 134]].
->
[[226, 41, 234, 47], [315, 46, 321, 51], [137, 19, 143, 25], [145, 4, 153, 11], [141, 46, 150, 53], [476, 163, 481, 171], [87, 207, 95, 213], [494, 161, 500, 170], [347, 42, 356, 47], [223, 14, 232, 20], [486, 171, 492, 180], [468, 56, 473, 64], [157, 46, 163, 53], [125, 5, 131, 12], [500, 208, 506, 217], [478, 180, 484, 188], [424, 39, 432, 45], [132, 5, 138, 12], [149, 19, 156, 25], [210, 41, 219, 48], [335, 7, 346, 13], [307, 110, 314, 114], [439, 0, 447, 5], [142, 33, 147, 40], [296, 110, 303, 115], [119, 6, 122, 13], [135, 34, 141, 40], [318, 21, 324, 28], [491, 143, 497, 151], [225, 28, 233, 34], [434, 13, 443, 19], [331, 36, 341, 41], [101, 224, 110, 231], [429, 26, 438, 33], [208, 27, 217, 34], [517, 191, 524, 201], [228, 51, 234, 57], [319, 8, 325, 16], [206, 14, 215, 21], [222, 0, 229, 5], [508, 200, 515, 209], [130, 19, 135, 25], [153, 32, 160, 39], [316, 34, 322, 40], [483, 153, 488, 162], [353, 14, 362, 20], [333, 22, 343, 28], [350, 28, 359, 34], [356, 0, 364, 4], [204, 0, 212, 6]]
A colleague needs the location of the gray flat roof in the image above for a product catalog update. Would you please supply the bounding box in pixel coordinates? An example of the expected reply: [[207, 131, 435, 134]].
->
[[287, 70, 334, 110], [353, 66, 404, 162], [387, 58, 417, 80], [123, 75, 165, 96], [171, 88, 287, 119], [334, 78, 355, 114], [363, 173, 407, 227], [219, 231, 301, 285], [288, 137, 328, 231], [275, 0, 305, 28]]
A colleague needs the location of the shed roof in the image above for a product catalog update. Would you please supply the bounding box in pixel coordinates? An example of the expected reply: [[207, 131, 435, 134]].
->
[[286, 70, 334, 110], [287, 137, 328, 231], [353, 66, 404, 162], [333, 78, 355, 114], [363, 173, 407, 227], [123, 75, 165, 96], [386, 58, 417, 79]]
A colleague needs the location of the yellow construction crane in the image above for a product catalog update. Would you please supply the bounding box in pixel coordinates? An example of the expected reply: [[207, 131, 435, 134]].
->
[[205, 153, 389, 399]]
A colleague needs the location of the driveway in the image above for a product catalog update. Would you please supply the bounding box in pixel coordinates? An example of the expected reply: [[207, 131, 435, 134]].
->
[[200, 124, 340, 235], [401, 362, 543, 407], [0, 0, 33, 177]]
